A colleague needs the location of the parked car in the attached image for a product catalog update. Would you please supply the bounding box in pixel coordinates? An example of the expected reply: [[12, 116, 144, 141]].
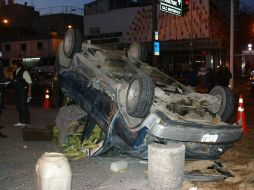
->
[[31, 56, 55, 73], [56, 29, 242, 160]]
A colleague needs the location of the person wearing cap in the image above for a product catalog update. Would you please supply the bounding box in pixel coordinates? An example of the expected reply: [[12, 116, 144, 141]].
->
[[11, 59, 32, 128]]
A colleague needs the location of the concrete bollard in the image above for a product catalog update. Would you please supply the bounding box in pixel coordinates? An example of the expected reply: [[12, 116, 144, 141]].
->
[[148, 142, 185, 190], [35, 152, 72, 190]]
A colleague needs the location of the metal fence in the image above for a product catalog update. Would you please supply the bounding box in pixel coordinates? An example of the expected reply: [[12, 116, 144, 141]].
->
[[38, 6, 83, 16]]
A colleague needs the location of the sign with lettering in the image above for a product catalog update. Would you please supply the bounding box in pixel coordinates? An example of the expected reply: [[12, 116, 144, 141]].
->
[[160, 0, 183, 16]]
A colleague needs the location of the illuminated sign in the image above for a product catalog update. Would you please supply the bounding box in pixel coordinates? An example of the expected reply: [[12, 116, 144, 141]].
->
[[160, 0, 183, 16], [154, 41, 160, 56]]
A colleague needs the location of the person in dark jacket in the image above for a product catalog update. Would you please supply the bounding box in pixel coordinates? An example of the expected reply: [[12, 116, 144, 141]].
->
[[205, 68, 216, 92], [11, 59, 32, 128], [186, 65, 198, 91], [217, 65, 232, 87]]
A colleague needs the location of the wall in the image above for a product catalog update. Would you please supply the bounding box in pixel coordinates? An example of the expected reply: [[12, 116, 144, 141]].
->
[[84, 0, 228, 46], [1, 38, 62, 60], [84, 7, 139, 43]]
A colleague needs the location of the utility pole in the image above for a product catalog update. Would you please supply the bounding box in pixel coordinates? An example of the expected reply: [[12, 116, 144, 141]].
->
[[190, 0, 193, 64], [152, 0, 158, 66], [230, 0, 234, 89]]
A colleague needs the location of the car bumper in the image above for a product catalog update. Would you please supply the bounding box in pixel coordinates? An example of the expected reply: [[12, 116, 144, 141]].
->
[[143, 111, 242, 144]]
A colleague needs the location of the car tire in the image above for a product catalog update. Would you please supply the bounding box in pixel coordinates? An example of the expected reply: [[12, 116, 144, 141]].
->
[[63, 28, 83, 58], [126, 76, 155, 118], [57, 43, 72, 68], [128, 42, 147, 63], [209, 86, 236, 122]]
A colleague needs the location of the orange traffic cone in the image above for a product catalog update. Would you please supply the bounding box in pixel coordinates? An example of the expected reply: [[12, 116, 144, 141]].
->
[[43, 88, 50, 110], [237, 95, 249, 135]]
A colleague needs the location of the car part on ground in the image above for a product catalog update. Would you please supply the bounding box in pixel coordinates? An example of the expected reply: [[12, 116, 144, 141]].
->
[[55, 28, 242, 160]]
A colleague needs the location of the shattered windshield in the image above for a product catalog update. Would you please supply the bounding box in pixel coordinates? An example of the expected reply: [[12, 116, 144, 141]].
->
[[139, 65, 189, 93]]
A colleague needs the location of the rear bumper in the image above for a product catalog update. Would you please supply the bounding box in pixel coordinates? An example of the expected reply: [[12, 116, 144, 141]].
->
[[145, 111, 242, 144], [140, 112, 242, 159]]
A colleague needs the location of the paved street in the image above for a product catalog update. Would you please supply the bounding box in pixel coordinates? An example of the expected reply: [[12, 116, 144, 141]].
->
[[0, 78, 253, 190], [0, 106, 149, 190]]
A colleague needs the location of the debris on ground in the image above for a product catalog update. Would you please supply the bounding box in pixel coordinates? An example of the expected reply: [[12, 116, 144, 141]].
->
[[110, 160, 128, 172], [61, 126, 102, 160]]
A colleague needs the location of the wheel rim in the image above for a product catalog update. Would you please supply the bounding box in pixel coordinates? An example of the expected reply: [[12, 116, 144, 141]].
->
[[64, 31, 73, 55], [128, 42, 142, 61], [129, 46, 139, 59], [127, 80, 140, 109], [213, 94, 223, 113]]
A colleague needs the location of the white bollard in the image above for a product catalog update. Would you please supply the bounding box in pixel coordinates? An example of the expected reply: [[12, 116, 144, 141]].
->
[[148, 142, 185, 190], [35, 152, 72, 190]]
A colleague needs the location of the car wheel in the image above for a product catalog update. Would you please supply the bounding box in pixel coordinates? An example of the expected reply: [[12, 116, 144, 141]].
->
[[128, 42, 147, 63], [57, 43, 71, 68], [126, 76, 155, 118], [209, 86, 236, 122], [63, 28, 83, 58]]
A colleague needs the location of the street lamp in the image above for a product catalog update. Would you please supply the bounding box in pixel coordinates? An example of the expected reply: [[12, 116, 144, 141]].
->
[[248, 43, 252, 51], [2, 19, 9, 24]]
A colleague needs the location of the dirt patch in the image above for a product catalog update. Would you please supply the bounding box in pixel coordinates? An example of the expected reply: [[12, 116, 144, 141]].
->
[[182, 130, 254, 190]]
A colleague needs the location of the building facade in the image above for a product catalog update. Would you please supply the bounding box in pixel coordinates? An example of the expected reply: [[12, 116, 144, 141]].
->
[[84, 0, 236, 76], [0, 1, 83, 67]]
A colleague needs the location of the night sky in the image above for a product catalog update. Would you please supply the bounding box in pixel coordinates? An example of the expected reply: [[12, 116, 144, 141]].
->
[[14, 0, 254, 9], [15, 0, 93, 9]]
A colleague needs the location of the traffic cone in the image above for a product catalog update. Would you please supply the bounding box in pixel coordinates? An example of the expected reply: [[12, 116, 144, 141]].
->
[[237, 95, 249, 135], [43, 88, 50, 110]]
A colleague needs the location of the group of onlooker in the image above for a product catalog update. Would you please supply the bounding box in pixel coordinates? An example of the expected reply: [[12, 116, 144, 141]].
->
[[186, 64, 232, 92]]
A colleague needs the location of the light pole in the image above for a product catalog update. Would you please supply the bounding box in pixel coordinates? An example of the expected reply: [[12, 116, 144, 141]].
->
[[230, 0, 234, 89], [152, 0, 158, 67], [0, 19, 9, 51]]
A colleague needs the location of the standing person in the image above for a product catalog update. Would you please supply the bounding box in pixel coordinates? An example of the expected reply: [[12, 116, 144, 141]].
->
[[186, 65, 198, 91], [205, 68, 216, 92], [217, 65, 232, 87], [11, 59, 32, 128]]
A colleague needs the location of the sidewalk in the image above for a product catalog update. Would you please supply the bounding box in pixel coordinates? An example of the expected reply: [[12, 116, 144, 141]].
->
[[0, 105, 149, 190]]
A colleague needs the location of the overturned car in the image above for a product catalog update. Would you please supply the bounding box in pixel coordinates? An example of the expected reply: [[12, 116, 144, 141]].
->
[[56, 29, 242, 160]]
